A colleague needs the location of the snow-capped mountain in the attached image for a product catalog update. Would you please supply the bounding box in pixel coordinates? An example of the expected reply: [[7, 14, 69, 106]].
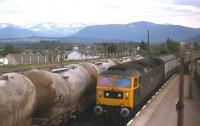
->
[[0, 23, 19, 28], [0, 22, 90, 38], [23, 22, 89, 37]]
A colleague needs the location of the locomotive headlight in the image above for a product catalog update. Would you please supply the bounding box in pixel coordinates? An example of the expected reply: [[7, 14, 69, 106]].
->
[[118, 93, 122, 98], [105, 93, 109, 96]]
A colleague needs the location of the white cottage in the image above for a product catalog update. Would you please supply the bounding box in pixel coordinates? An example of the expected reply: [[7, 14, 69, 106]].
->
[[0, 55, 8, 65], [66, 45, 99, 60], [67, 50, 83, 60]]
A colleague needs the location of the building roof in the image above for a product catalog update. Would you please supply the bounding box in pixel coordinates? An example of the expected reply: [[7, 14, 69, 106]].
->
[[67, 49, 82, 55], [80, 48, 99, 56], [67, 48, 99, 56], [158, 54, 177, 62], [101, 58, 163, 76]]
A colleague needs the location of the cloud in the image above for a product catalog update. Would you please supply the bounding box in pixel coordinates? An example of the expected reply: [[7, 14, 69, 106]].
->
[[0, 0, 199, 28], [174, 0, 200, 8]]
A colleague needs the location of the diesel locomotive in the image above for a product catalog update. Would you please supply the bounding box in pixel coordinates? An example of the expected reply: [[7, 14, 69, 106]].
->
[[94, 55, 178, 118]]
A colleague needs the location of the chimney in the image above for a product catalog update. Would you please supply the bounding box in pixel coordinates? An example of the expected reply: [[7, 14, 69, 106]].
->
[[73, 44, 79, 50]]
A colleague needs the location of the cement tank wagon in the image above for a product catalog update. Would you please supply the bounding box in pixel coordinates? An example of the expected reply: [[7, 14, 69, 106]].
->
[[0, 73, 36, 126], [23, 63, 99, 125]]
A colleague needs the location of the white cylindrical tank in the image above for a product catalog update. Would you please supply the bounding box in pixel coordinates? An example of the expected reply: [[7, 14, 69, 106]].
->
[[61, 63, 98, 104], [23, 62, 99, 125], [0, 73, 36, 126], [23, 70, 71, 120], [98, 59, 117, 73]]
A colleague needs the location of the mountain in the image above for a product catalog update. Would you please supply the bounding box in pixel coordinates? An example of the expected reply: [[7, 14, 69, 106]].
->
[[0, 26, 41, 39], [0, 21, 200, 43], [0, 23, 16, 28], [23, 22, 88, 37], [0, 23, 89, 39], [72, 21, 200, 43], [185, 34, 200, 43]]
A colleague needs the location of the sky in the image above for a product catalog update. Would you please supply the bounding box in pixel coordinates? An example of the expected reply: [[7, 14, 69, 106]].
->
[[0, 0, 200, 28]]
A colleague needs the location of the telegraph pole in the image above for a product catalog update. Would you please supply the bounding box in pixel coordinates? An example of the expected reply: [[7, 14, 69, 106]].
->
[[147, 29, 150, 49], [188, 44, 194, 99], [177, 42, 185, 126]]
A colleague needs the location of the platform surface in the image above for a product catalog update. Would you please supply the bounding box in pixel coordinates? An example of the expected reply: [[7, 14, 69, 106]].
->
[[128, 74, 200, 126]]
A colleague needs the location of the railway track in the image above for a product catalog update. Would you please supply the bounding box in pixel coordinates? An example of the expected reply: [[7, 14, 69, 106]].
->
[[0, 64, 63, 74], [0, 59, 102, 74]]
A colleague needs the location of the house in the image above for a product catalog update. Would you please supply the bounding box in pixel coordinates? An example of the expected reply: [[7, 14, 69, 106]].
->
[[81, 45, 99, 59], [66, 50, 82, 60], [66, 45, 99, 60], [6, 53, 45, 65], [0, 55, 8, 65]]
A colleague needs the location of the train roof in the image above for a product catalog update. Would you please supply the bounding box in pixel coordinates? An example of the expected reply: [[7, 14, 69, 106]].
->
[[100, 58, 163, 76], [158, 54, 177, 62]]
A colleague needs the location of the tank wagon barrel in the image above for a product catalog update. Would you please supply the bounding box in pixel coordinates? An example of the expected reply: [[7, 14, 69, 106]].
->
[[0, 73, 36, 126], [23, 62, 99, 125]]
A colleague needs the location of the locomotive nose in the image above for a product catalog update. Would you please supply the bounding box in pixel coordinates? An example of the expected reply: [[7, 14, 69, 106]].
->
[[94, 106, 103, 115], [120, 108, 130, 117]]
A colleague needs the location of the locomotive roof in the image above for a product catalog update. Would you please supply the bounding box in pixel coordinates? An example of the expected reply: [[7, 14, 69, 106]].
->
[[100, 58, 163, 76], [158, 54, 176, 62]]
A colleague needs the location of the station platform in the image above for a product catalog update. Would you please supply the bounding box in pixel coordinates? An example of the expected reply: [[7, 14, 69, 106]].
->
[[127, 74, 200, 126]]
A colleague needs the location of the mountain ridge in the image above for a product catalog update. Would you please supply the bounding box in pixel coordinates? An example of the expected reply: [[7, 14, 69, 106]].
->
[[0, 23, 89, 38], [185, 34, 200, 43], [0, 21, 200, 43], [72, 21, 200, 43]]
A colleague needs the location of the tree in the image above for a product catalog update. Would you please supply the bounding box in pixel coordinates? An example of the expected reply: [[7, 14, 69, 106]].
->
[[166, 38, 180, 53], [1, 45, 22, 56], [140, 40, 148, 50], [103, 43, 108, 53], [107, 43, 116, 53], [158, 45, 168, 54]]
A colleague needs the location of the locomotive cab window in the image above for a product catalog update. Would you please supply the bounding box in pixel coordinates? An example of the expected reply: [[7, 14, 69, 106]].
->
[[115, 77, 131, 88], [134, 77, 139, 88], [98, 76, 114, 87]]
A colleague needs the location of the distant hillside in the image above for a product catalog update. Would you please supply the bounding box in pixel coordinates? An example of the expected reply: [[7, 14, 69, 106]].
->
[[72, 21, 200, 43], [0, 36, 125, 43], [0, 26, 42, 39], [1, 21, 200, 43], [0, 36, 57, 43], [185, 34, 200, 43]]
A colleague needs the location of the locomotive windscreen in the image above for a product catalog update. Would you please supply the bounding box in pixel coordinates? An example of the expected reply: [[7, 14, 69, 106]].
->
[[98, 76, 113, 86], [115, 77, 131, 88]]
